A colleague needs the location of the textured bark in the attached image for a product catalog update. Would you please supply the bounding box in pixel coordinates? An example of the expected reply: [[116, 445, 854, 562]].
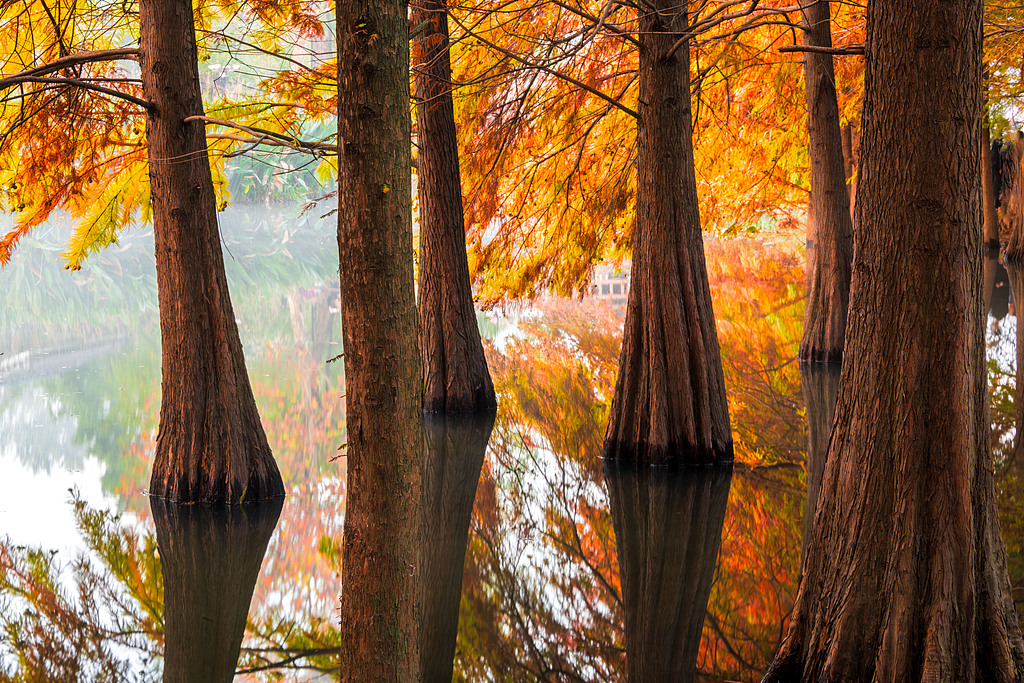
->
[[983, 125, 1001, 248], [419, 413, 494, 681], [798, 363, 839, 571], [842, 123, 855, 203], [336, 0, 423, 678], [1004, 140, 1024, 260], [412, 0, 496, 413], [603, 2, 731, 464], [798, 0, 854, 363], [764, 2, 1024, 680], [152, 498, 282, 683], [139, 0, 283, 504], [605, 462, 732, 682]]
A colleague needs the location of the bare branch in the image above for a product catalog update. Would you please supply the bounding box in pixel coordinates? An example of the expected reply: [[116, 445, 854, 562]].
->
[[778, 44, 863, 55], [0, 48, 140, 88], [187, 115, 338, 154], [1, 76, 151, 109]]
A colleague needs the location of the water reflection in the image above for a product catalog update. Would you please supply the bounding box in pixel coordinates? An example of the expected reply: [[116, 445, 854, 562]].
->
[[605, 463, 732, 682], [153, 498, 283, 683], [8, 236, 1024, 680], [420, 413, 496, 681], [798, 363, 840, 570]]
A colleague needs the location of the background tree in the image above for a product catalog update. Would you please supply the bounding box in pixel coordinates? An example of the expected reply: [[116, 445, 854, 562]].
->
[[335, 0, 423, 677], [797, 0, 854, 362], [764, 0, 1024, 678], [139, 0, 284, 503], [412, 0, 496, 413], [0, 0, 340, 503], [602, 0, 731, 464]]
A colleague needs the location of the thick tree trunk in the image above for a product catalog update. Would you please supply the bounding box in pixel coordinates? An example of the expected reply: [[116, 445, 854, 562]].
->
[[336, 0, 423, 678], [419, 413, 494, 681], [139, 0, 284, 504], [605, 462, 731, 682], [764, 1, 1024, 680], [984, 125, 1001, 248], [603, 4, 731, 464], [798, 0, 854, 363], [412, 0, 496, 413], [797, 363, 839, 571], [152, 498, 282, 683]]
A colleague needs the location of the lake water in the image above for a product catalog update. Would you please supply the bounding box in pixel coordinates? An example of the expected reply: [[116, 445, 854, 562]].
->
[[1, 213, 1020, 681]]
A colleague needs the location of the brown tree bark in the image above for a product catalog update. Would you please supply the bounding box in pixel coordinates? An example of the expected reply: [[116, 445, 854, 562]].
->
[[412, 0, 496, 413], [1004, 140, 1024, 260], [336, 0, 423, 678], [841, 123, 855, 200], [605, 462, 731, 682], [602, 2, 732, 464], [798, 0, 854, 363], [983, 124, 1001, 248], [764, 1, 1024, 680], [797, 363, 839, 571], [419, 413, 494, 681], [152, 498, 282, 683], [139, 0, 284, 504]]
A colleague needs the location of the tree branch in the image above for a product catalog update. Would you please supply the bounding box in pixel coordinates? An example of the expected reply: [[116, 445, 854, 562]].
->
[[0, 48, 140, 88], [449, 13, 639, 120], [1, 76, 151, 109], [186, 115, 338, 154], [778, 44, 863, 55]]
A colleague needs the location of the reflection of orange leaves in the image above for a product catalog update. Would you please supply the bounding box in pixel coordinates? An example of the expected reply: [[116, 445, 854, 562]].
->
[[474, 459, 500, 529], [699, 472, 803, 680]]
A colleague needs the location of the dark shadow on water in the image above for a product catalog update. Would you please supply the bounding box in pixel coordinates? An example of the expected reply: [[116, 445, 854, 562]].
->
[[420, 411, 496, 682], [151, 497, 283, 683], [799, 362, 841, 571], [604, 462, 732, 682]]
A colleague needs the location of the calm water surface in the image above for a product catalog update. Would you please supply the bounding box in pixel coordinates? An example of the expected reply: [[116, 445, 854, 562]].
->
[[1, 217, 1021, 681]]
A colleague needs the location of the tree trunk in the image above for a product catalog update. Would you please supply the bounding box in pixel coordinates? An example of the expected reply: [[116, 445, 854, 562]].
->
[[764, 1, 1024, 680], [984, 124, 1001, 248], [798, 363, 839, 571], [139, 0, 284, 504], [419, 413, 494, 681], [797, 0, 854, 363], [605, 462, 732, 682], [412, 0, 496, 413], [152, 498, 282, 683], [1004, 140, 1024, 260], [842, 123, 855, 206], [336, 0, 423, 678], [602, 3, 731, 464]]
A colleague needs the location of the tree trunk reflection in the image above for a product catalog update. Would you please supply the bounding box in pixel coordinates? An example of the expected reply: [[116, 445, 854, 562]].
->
[[799, 363, 840, 571], [605, 462, 732, 682], [152, 498, 283, 683], [419, 412, 495, 681]]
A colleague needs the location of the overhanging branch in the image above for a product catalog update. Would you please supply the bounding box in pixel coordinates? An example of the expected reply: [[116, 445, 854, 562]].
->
[[778, 44, 864, 55], [2, 76, 151, 109], [0, 48, 140, 87]]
